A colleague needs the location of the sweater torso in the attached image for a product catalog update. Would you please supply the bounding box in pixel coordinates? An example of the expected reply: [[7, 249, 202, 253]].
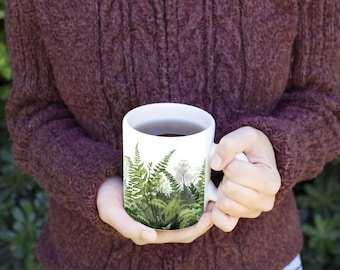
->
[[36, 0, 297, 143]]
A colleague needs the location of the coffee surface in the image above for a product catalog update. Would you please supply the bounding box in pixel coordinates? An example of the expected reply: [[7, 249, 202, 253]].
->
[[135, 120, 203, 136]]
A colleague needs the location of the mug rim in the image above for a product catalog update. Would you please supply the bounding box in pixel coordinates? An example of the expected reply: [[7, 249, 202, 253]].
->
[[123, 102, 215, 137]]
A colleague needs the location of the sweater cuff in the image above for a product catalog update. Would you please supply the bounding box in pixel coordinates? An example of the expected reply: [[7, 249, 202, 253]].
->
[[76, 146, 123, 236]]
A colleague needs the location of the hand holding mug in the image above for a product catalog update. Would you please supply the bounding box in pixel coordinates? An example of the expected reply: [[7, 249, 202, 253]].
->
[[97, 176, 214, 245], [210, 126, 282, 232]]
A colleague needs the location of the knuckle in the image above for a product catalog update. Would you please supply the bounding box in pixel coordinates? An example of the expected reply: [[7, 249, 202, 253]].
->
[[221, 219, 238, 232], [219, 136, 235, 153], [247, 211, 262, 219], [218, 197, 232, 213], [221, 179, 233, 195], [221, 225, 234, 233], [263, 169, 281, 195], [223, 162, 239, 179], [269, 173, 281, 194], [262, 200, 275, 212], [242, 126, 260, 142]]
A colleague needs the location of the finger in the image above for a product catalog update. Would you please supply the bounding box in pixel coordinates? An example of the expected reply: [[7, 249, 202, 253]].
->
[[223, 159, 281, 195], [217, 186, 264, 218], [217, 179, 260, 217], [220, 178, 276, 213], [211, 206, 239, 232], [210, 126, 275, 171]]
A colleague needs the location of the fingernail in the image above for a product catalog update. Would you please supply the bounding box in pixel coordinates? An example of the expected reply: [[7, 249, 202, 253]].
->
[[141, 230, 157, 242], [210, 155, 222, 170]]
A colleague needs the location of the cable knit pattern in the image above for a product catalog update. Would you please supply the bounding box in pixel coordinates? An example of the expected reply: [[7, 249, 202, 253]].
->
[[5, 0, 340, 269]]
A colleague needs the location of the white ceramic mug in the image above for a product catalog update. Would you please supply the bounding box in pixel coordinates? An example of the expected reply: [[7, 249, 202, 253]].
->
[[122, 103, 246, 230]]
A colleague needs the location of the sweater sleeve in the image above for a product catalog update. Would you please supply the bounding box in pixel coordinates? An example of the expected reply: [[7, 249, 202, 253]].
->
[[5, 0, 120, 234], [234, 0, 340, 203]]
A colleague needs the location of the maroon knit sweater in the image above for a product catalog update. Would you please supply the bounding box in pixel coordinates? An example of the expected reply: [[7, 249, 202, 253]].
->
[[5, 1, 340, 269]]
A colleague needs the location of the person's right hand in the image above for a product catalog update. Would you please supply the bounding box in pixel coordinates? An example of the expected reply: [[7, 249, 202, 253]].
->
[[210, 126, 281, 232], [97, 176, 214, 245]]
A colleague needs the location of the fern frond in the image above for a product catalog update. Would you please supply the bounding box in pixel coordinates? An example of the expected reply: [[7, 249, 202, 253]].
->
[[154, 149, 176, 173], [164, 170, 181, 195], [150, 197, 168, 209], [178, 205, 203, 228], [197, 160, 206, 206], [163, 194, 182, 226]]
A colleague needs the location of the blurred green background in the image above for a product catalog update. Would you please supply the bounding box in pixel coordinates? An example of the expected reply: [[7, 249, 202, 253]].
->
[[0, 1, 340, 269]]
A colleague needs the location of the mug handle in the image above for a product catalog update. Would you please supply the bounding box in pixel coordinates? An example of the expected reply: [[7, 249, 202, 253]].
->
[[206, 150, 249, 202]]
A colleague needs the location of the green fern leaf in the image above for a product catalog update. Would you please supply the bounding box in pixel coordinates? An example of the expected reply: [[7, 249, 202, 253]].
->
[[164, 170, 181, 194], [150, 197, 168, 210], [163, 194, 182, 226], [197, 160, 206, 206], [178, 205, 203, 228]]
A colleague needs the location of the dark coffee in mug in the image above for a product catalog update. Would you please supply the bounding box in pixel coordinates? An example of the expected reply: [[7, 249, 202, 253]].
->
[[135, 120, 204, 137]]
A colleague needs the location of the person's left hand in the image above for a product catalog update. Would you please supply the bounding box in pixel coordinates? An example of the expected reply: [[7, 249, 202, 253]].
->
[[210, 126, 281, 232], [97, 176, 214, 245]]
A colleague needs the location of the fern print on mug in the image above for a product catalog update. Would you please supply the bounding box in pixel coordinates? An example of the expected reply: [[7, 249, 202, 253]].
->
[[123, 103, 247, 230]]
